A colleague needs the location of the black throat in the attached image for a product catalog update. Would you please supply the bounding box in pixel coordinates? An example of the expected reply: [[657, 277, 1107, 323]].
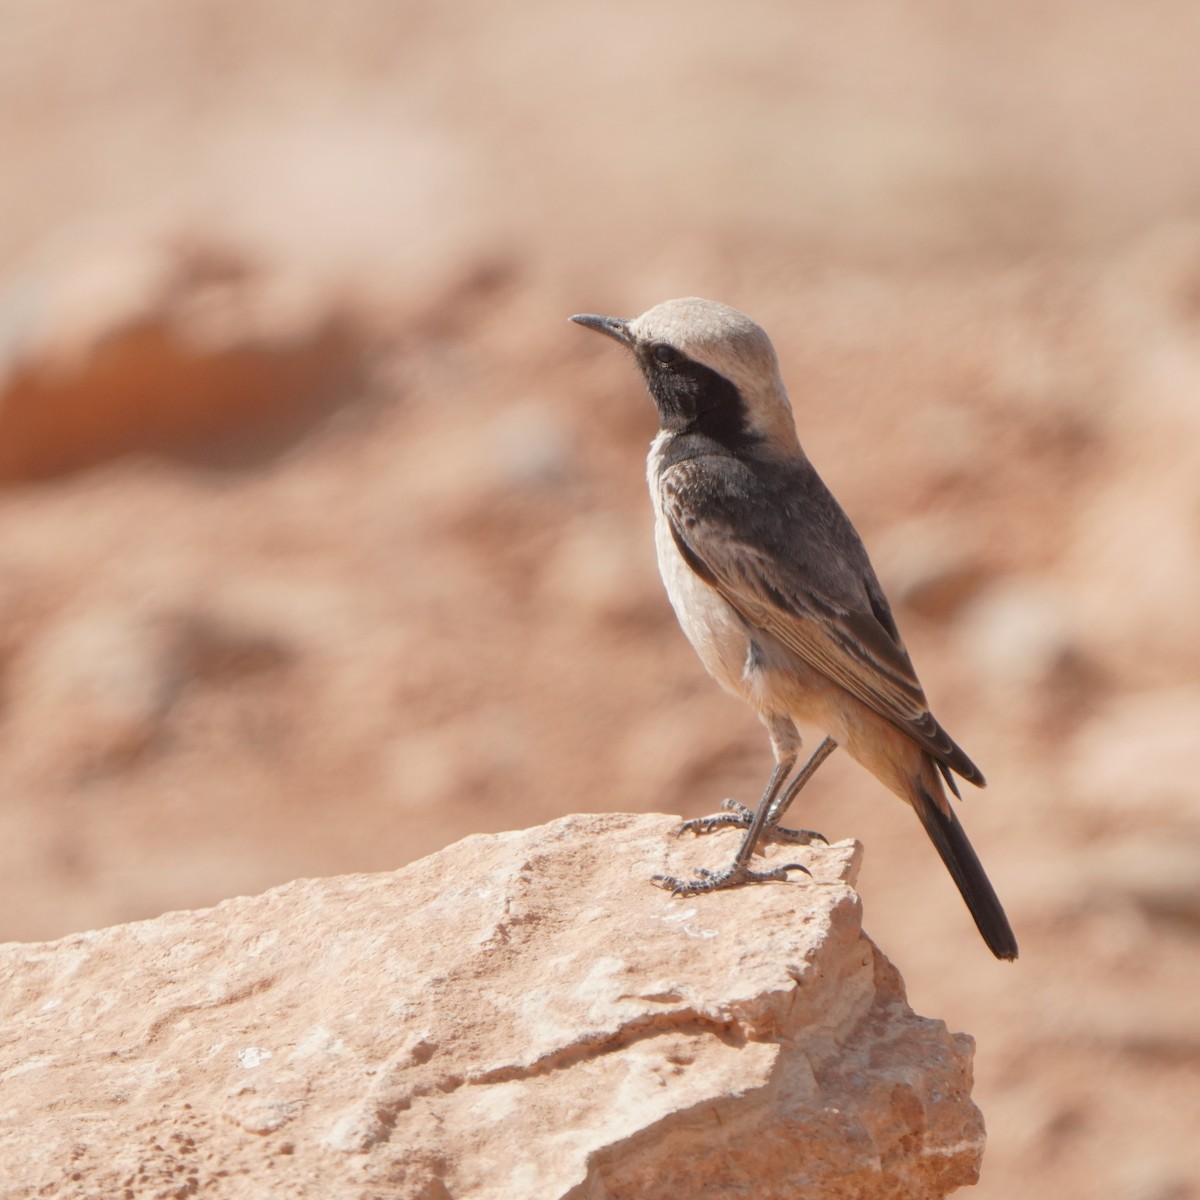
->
[[637, 352, 760, 453]]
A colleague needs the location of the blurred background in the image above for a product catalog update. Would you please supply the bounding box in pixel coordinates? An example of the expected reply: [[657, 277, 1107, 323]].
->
[[2, 0, 1199, 1194]]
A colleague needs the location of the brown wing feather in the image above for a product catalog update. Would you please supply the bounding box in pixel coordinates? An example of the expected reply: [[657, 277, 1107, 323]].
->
[[662, 466, 984, 786]]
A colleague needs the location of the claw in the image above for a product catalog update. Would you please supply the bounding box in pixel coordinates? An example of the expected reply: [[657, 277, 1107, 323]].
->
[[651, 860, 811, 896], [776, 861, 813, 878], [765, 825, 828, 846], [651, 873, 695, 897]]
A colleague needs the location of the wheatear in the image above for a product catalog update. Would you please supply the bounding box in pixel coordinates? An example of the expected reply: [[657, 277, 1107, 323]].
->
[[571, 297, 1017, 960]]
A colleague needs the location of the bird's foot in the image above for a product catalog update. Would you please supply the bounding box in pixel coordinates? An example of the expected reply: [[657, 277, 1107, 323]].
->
[[675, 798, 828, 846], [764, 818, 828, 846], [674, 801, 747, 838], [651, 858, 811, 896]]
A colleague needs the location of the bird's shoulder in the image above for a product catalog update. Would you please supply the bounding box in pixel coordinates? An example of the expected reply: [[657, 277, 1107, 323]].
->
[[656, 433, 815, 515], [655, 435, 876, 598]]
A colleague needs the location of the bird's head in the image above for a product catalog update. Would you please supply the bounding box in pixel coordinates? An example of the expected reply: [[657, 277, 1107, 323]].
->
[[571, 297, 799, 455]]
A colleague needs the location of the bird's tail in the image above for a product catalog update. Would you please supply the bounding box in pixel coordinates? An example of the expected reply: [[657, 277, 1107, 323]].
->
[[912, 779, 1019, 961]]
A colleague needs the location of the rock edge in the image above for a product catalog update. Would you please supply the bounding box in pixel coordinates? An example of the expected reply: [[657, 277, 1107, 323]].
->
[[0, 813, 983, 1199]]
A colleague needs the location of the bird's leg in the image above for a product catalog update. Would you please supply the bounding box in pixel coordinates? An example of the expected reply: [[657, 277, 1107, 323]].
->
[[653, 756, 811, 895], [764, 735, 837, 838], [677, 736, 837, 847]]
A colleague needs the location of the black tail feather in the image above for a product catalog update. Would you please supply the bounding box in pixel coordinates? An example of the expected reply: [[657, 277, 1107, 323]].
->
[[935, 758, 962, 800], [914, 786, 1018, 961]]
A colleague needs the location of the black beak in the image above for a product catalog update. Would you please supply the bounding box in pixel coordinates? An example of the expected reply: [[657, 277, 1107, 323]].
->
[[569, 313, 635, 348]]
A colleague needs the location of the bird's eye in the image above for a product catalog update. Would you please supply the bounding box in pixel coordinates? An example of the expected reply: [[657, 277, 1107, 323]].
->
[[653, 344, 677, 365]]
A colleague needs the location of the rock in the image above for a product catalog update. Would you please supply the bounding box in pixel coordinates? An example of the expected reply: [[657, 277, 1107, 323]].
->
[[1078, 838, 1200, 935], [957, 577, 1080, 693], [485, 404, 574, 488], [541, 516, 661, 624], [5, 603, 183, 777], [3, 589, 302, 784], [0, 243, 369, 485], [0, 814, 984, 1200], [1067, 686, 1200, 820], [873, 516, 992, 622], [1065, 450, 1200, 684]]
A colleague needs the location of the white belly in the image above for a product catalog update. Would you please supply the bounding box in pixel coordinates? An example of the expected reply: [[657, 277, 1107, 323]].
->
[[647, 437, 756, 704]]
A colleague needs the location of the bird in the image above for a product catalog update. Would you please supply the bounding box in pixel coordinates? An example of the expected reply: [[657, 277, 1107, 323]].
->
[[570, 297, 1018, 960]]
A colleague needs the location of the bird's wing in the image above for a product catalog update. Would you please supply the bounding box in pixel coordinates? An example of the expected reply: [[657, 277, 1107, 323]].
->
[[662, 459, 984, 786]]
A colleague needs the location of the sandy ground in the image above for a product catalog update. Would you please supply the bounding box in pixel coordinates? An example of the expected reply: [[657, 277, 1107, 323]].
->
[[2, 3, 1199, 1196]]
